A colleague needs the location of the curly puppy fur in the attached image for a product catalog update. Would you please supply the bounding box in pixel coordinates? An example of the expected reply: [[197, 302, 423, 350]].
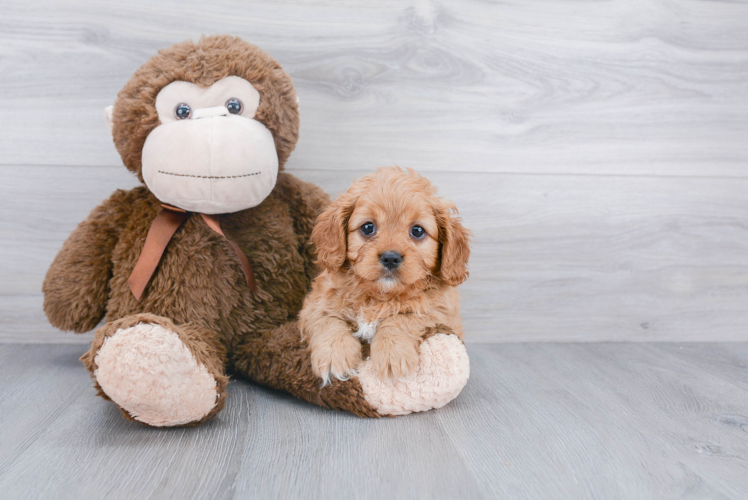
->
[[299, 167, 471, 383]]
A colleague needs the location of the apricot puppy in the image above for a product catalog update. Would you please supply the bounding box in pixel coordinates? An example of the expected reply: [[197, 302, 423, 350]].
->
[[300, 167, 471, 384]]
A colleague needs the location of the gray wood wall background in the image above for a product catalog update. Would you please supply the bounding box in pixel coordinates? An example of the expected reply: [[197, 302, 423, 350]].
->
[[1, 0, 747, 343]]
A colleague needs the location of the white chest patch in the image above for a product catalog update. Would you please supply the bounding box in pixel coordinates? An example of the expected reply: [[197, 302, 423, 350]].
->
[[353, 319, 380, 344]]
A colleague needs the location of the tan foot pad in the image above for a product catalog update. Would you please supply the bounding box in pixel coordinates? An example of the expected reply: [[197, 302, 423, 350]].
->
[[94, 323, 219, 426], [357, 333, 470, 416]]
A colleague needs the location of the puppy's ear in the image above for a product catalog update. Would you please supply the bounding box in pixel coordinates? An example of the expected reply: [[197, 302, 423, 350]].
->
[[435, 201, 471, 286], [312, 190, 358, 272]]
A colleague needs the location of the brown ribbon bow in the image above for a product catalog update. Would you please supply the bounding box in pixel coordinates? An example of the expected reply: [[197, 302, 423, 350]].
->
[[128, 204, 258, 300]]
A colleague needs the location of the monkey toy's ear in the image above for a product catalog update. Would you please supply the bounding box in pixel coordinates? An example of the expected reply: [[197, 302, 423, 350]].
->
[[105, 105, 114, 135]]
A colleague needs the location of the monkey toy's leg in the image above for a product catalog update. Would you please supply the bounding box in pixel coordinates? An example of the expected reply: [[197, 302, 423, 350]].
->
[[233, 322, 470, 417], [80, 313, 228, 427]]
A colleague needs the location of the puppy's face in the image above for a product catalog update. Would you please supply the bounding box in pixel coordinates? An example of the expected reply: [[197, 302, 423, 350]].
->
[[313, 167, 470, 294], [347, 187, 440, 292]]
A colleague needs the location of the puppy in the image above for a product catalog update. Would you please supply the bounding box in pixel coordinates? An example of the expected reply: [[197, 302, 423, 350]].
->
[[299, 167, 471, 385]]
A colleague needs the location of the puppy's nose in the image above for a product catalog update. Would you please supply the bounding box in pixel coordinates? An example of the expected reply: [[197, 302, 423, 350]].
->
[[380, 251, 403, 270]]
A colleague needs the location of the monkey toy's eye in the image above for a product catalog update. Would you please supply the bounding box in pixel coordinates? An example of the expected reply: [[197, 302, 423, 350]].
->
[[174, 103, 192, 120], [410, 225, 426, 240], [360, 222, 376, 237], [225, 98, 243, 115]]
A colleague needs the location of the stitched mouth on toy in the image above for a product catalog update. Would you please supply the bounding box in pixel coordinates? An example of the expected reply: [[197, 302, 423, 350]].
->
[[157, 170, 262, 180]]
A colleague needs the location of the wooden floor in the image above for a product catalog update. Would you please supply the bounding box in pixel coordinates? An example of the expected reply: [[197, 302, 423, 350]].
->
[[1, 342, 746, 499]]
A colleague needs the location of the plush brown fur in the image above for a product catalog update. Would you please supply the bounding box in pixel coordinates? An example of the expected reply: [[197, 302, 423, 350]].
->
[[234, 321, 380, 418], [112, 35, 299, 181], [42, 36, 387, 425], [44, 175, 325, 353], [299, 168, 471, 382], [233, 320, 454, 418]]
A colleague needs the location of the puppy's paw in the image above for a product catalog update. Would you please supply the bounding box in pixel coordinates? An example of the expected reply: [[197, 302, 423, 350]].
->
[[370, 335, 420, 381], [310, 334, 363, 386]]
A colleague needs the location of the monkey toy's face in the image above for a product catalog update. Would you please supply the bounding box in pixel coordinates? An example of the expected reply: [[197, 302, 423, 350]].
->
[[108, 36, 300, 215], [141, 76, 278, 214]]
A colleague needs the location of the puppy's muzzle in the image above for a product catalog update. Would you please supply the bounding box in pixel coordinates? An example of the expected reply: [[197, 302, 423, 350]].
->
[[380, 251, 403, 271]]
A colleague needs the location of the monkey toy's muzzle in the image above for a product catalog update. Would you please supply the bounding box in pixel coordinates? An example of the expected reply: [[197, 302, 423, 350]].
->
[[141, 108, 279, 215]]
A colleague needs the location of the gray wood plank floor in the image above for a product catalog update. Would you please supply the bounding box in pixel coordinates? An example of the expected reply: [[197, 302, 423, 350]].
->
[[1, 342, 746, 499]]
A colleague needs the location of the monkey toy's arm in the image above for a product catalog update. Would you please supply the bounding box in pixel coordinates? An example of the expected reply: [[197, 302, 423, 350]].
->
[[274, 172, 331, 287], [43, 188, 137, 333]]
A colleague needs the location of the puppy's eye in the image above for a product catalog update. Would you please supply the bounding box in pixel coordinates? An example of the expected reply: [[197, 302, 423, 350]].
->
[[225, 98, 243, 115], [410, 225, 426, 239], [360, 222, 376, 237], [175, 103, 192, 120]]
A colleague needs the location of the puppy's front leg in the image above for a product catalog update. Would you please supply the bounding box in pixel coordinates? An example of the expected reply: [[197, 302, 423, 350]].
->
[[306, 317, 362, 386], [370, 315, 431, 381]]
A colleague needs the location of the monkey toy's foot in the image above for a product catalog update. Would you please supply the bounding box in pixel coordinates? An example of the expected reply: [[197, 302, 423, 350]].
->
[[81, 314, 228, 427], [235, 323, 469, 417], [357, 332, 470, 416]]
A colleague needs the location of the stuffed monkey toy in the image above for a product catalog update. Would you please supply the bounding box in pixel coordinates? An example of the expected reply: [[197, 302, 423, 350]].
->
[[43, 35, 469, 427]]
